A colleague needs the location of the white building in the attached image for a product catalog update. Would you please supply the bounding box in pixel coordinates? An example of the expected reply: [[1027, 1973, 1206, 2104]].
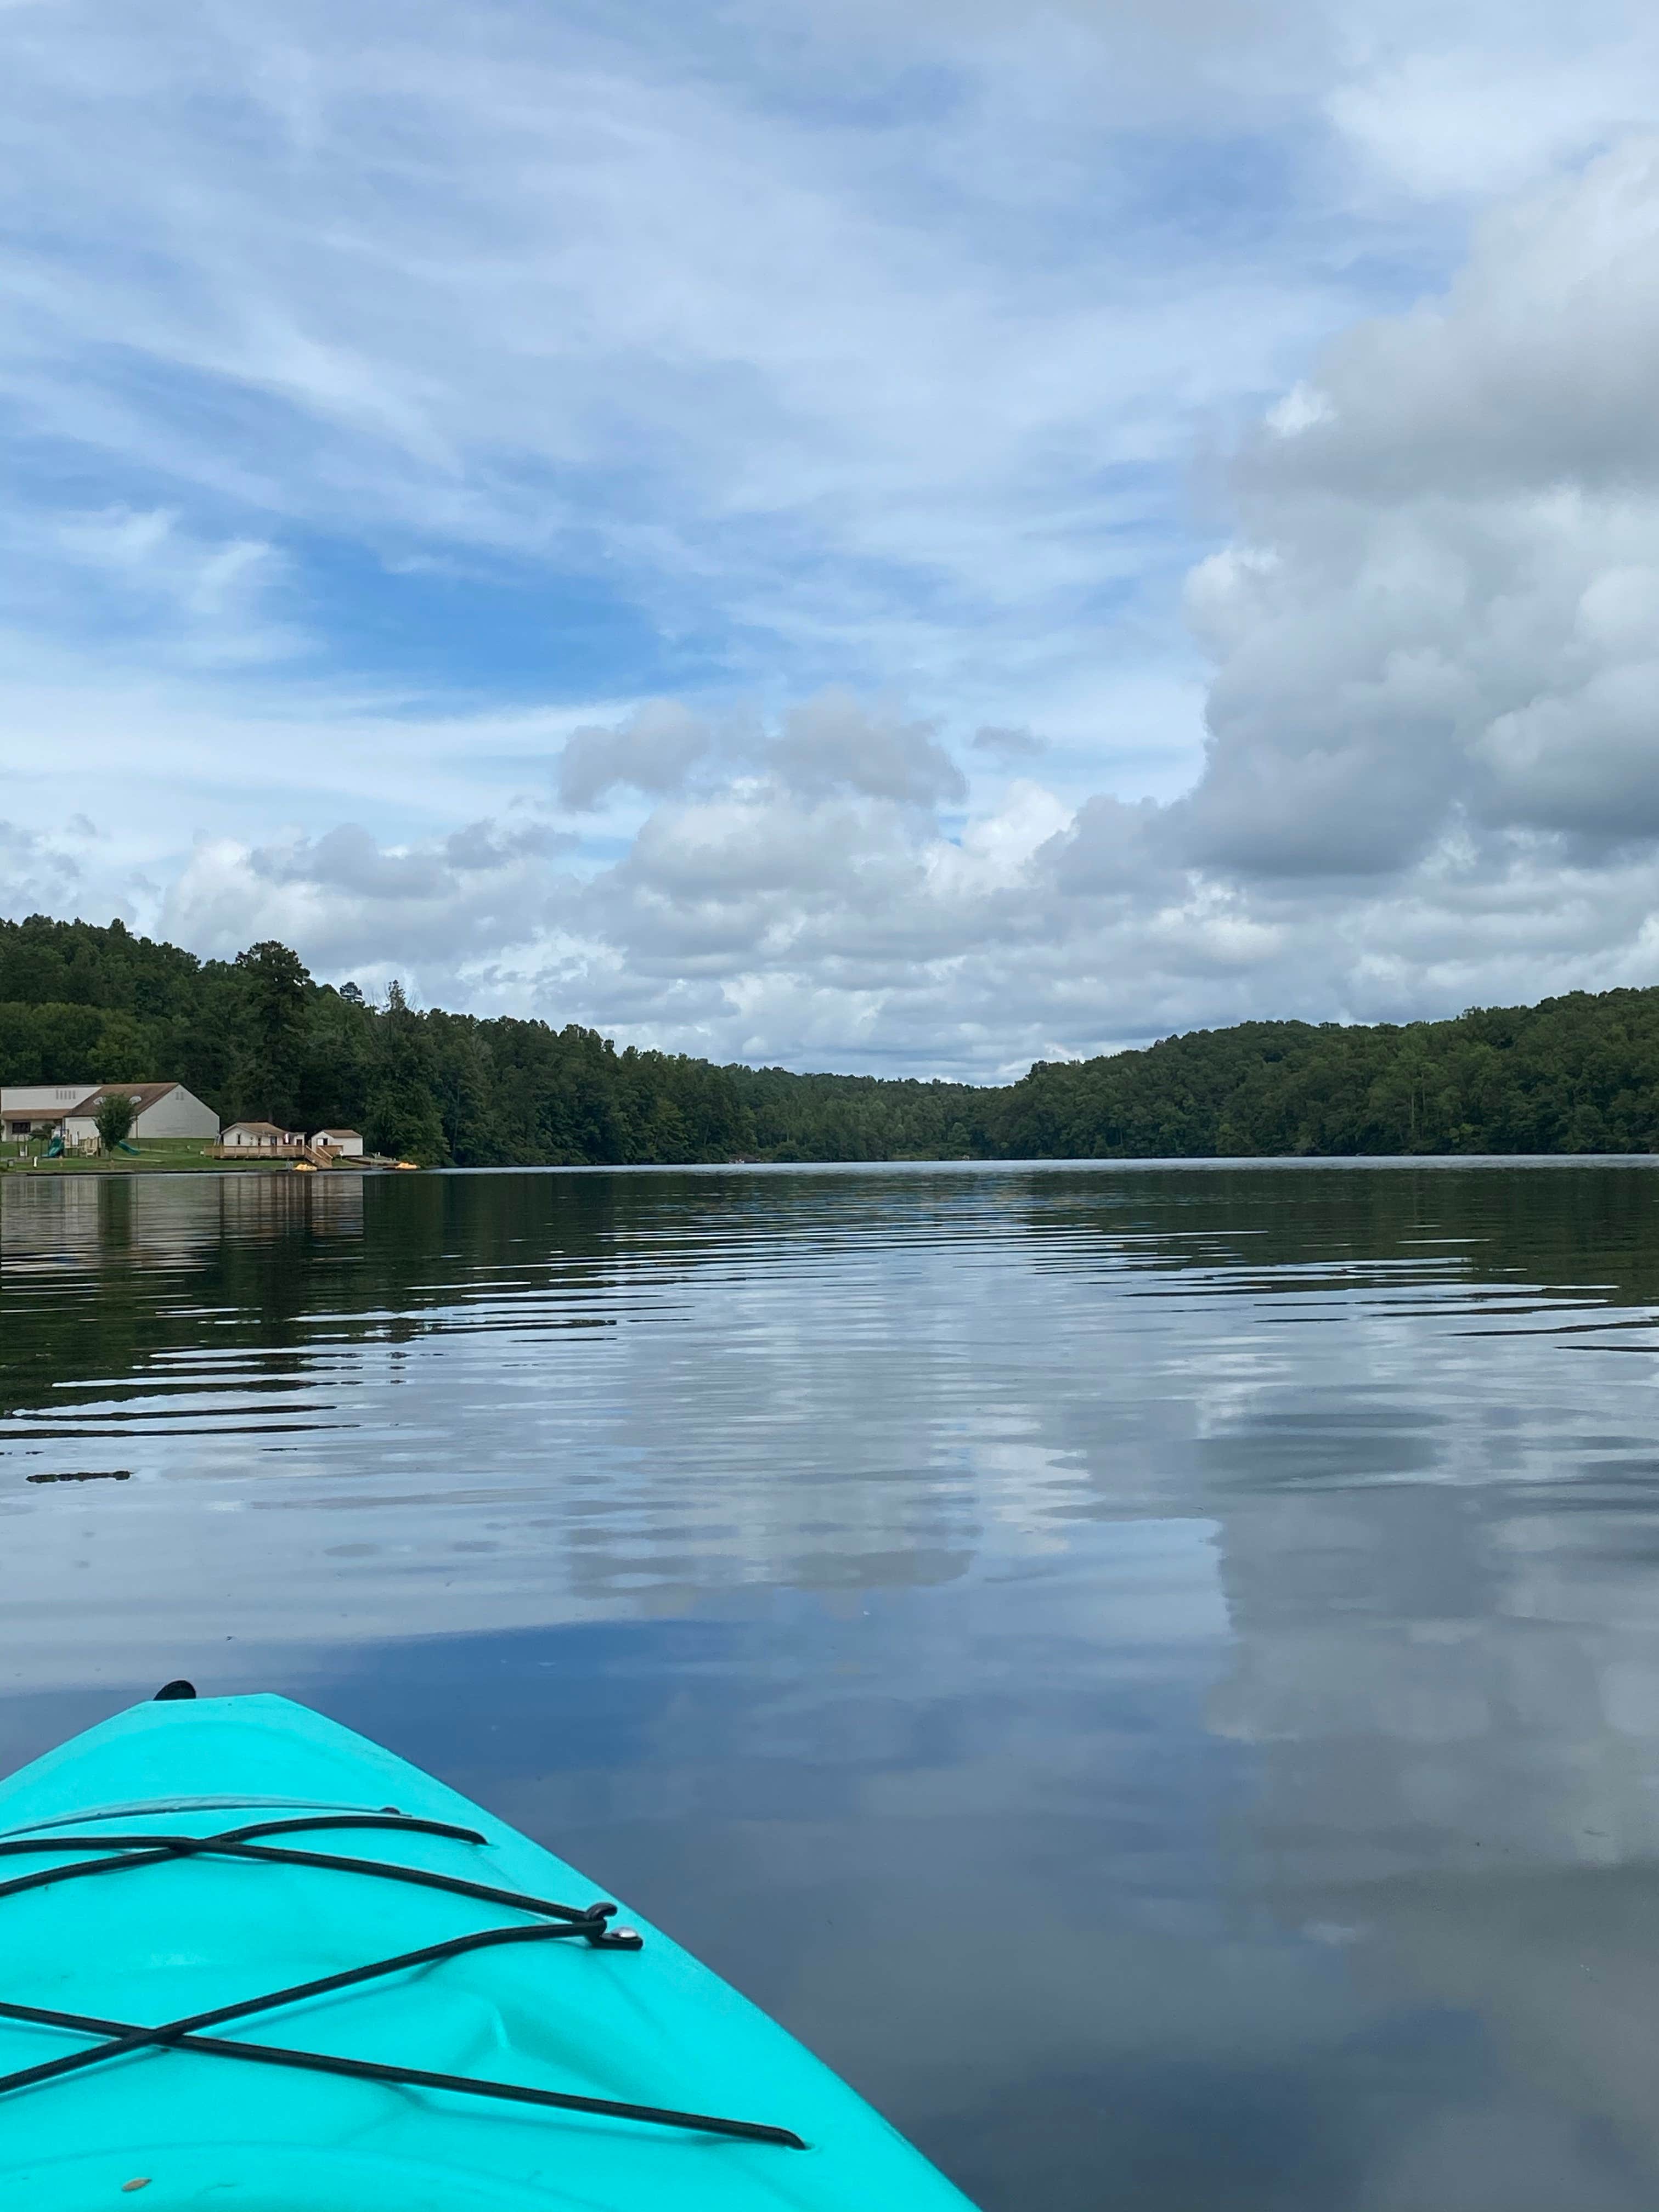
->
[[58, 1083, 221, 1148], [219, 1121, 303, 1150], [312, 1128, 364, 1156], [2, 1084, 97, 1139]]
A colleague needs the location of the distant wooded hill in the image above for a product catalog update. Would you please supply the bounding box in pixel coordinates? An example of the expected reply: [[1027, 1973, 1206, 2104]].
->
[[2, 913, 1657, 1164]]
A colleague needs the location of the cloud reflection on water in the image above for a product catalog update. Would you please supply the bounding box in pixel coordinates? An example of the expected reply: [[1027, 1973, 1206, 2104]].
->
[[7, 1161, 1659, 2206]]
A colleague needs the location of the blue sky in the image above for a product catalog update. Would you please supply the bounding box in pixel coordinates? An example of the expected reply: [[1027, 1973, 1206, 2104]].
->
[[6, 0, 1659, 1073]]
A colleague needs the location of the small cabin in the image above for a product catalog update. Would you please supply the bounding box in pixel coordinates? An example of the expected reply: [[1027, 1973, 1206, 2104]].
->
[[220, 1121, 303, 1150], [312, 1129, 364, 1157]]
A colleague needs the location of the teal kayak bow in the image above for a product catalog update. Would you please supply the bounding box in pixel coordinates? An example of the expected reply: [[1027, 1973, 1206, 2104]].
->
[[0, 1686, 978, 2209]]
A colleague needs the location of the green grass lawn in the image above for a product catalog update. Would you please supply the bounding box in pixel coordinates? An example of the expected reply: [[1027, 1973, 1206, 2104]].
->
[[1, 1138, 294, 1175]]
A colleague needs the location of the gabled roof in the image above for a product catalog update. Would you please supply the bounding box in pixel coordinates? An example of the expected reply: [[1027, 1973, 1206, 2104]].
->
[[223, 1120, 296, 1137], [63, 1082, 182, 1115], [314, 1128, 362, 1138]]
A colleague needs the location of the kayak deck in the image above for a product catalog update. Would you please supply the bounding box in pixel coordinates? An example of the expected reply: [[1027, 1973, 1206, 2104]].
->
[[0, 1692, 978, 2210]]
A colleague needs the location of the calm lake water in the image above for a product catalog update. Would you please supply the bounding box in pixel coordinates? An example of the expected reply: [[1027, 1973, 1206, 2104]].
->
[[6, 1160, 1659, 2208]]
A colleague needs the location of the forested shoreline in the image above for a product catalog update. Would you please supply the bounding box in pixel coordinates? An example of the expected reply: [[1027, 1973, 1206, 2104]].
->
[[4, 913, 1659, 1164]]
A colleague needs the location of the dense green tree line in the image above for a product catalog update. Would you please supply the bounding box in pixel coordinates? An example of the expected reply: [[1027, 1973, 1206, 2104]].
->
[[5, 913, 1659, 1162], [979, 995, 1659, 1157], [0, 915, 974, 1165], [726, 1065, 980, 1161]]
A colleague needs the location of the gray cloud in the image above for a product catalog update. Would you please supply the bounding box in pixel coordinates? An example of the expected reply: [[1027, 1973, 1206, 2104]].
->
[[1240, 142, 1659, 503], [442, 816, 571, 870], [1045, 794, 1169, 894], [557, 691, 968, 815], [0, 820, 82, 910], [768, 692, 966, 808], [252, 825, 450, 902], [557, 702, 718, 811], [1174, 140, 1659, 881]]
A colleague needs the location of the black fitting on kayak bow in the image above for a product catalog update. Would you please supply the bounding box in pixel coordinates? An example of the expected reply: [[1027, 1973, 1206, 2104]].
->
[[153, 1680, 196, 1701]]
